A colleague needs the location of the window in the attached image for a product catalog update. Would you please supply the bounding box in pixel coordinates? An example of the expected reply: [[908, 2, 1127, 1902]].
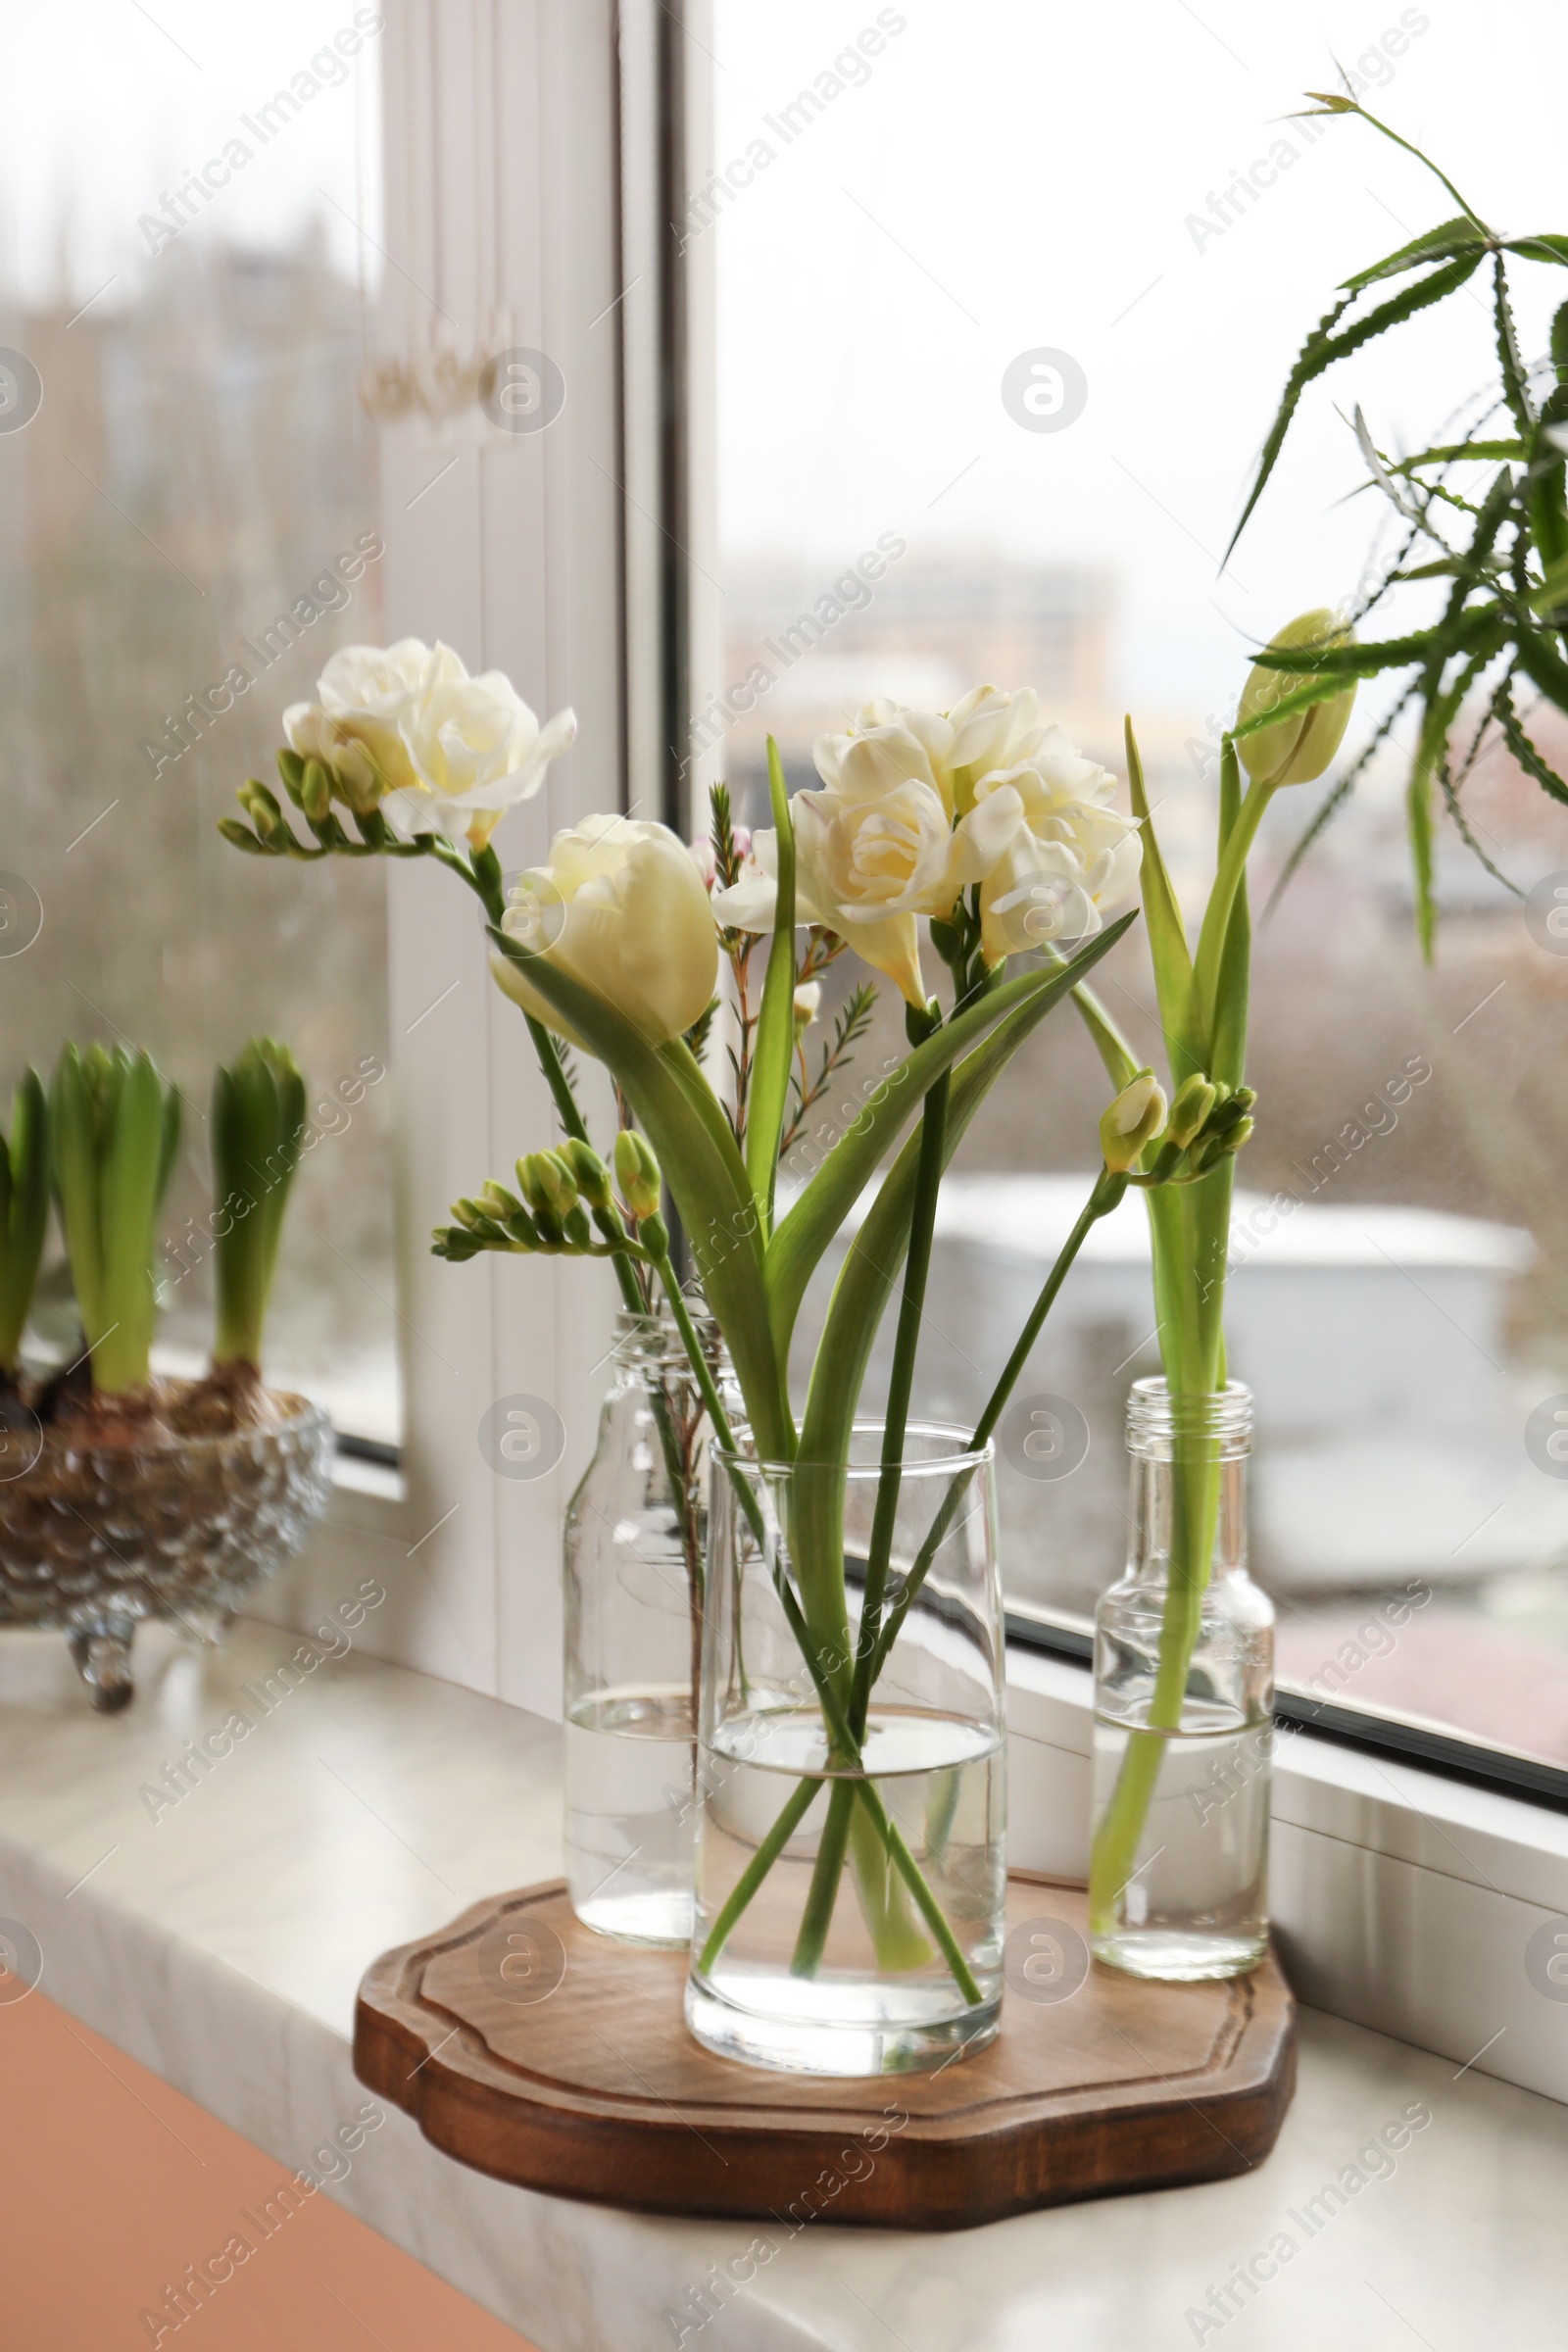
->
[[697, 0, 1568, 1780], [0, 0, 398, 1444]]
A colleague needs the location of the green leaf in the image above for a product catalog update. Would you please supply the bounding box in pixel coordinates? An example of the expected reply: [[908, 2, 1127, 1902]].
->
[[1233, 607, 1502, 693], [488, 930, 792, 1458], [1495, 676, 1568, 807], [743, 739, 797, 1233], [1503, 235, 1568, 267], [1493, 254, 1536, 439], [1388, 440, 1526, 473], [49, 1048, 104, 1347], [98, 1053, 167, 1391], [1209, 742, 1249, 1092], [789, 950, 1119, 1645], [1126, 717, 1200, 1079], [0, 1071, 48, 1373], [1408, 710, 1439, 962], [1225, 254, 1486, 565], [1343, 217, 1487, 291], [764, 916, 1136, 1369]]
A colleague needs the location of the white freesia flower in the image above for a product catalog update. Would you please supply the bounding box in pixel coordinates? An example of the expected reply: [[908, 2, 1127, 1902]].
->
[[285, 639, 574, 852], [709, 828, 822, 932], [1100, 1069, 1167, 1172], [816, 687, 1047, 820], [968, 726, 1143, 961], [491, 815, 718, 1049], [390, 663, 576, 852]]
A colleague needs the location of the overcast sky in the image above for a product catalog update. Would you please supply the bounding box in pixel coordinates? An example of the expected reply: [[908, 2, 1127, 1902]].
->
[[710, 0, 1567, 714]]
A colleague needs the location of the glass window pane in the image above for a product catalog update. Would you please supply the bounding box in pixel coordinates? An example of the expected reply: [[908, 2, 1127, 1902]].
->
[[0, 1, 397, 1443], [708, 0, 1568, 1767]]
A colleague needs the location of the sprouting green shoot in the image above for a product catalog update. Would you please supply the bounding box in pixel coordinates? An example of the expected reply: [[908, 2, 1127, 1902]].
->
[[0, 1070, 49, 1378], [211, 1038, 306, 1371], [50, 1043, 181, 1396]]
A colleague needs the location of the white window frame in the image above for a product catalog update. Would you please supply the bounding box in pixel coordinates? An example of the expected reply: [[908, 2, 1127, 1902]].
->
[[244, 0, 1568, 2103]]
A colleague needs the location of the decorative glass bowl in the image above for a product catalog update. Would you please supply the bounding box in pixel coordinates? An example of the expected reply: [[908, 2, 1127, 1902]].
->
[[0, 1394, 333, 1710]]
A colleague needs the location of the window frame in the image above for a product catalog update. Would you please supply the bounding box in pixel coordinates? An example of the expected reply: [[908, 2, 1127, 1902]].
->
[[250, 0, 1568, 2093]]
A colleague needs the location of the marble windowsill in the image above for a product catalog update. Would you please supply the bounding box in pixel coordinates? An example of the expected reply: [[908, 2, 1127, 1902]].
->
[[1, 1618, 1565, 2352]]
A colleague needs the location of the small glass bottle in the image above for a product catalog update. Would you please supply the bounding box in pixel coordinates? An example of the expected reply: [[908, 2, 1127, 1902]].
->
[[563, 1306, 722, 1947], [1090, 1378, 1273, 1981]]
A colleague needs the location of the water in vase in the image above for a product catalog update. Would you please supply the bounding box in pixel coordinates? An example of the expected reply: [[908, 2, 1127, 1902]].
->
[[564, 1688, 696, 1946], [1091, 1714, 1270, 1980], [689, 1706, 1005, 2076]]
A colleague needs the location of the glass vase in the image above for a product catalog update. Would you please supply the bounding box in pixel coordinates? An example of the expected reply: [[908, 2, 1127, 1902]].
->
[[687, 1422, 1005, 2078], [1090, 1378, 1273, 1981], [563, 1307, 723, 1946]]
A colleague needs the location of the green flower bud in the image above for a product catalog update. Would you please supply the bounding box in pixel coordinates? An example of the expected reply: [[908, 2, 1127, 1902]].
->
[[219, 817, 269, 856], [237, 781, 285, 842], [301, 759, 332, 822], [276, 748, 307, 808], [1165, 1072, 1216, 1151], [478, 1180, 524, 1222], [559, 1139, 612, 1210], [613, 1128, 662, 1222], [1100, 1069, 1167, 1173], [519, 1151, 577, 1223], [1237, 609, 1357, 787]]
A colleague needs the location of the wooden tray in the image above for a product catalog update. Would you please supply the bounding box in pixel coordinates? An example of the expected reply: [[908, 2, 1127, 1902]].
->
[[355, 1874, 1295, 2230]]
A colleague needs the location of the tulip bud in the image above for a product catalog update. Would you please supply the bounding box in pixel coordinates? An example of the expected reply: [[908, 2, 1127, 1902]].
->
[[613, 1128, 662, 1222], [1165, 1073, 1216, 1152], [560, 1139, 612, 1210], [301, 760, 332, 822], [1100, 1070, 1167, 1173], [793, 982, 822, 1034], [1237, 610, 1357, 787]]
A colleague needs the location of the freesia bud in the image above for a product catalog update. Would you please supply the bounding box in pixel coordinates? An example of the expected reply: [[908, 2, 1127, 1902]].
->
[[478, 1181, 523, 1221], [1100, 1069, 1167, 1172], [301, 760, 332, 822], [1237, 610, 1357, 787], [613, 1129, 662, 1222], [560, 1139, 612, 1210], [1165, 1073, 1216, 1151], [519, 1151, 577, 1223], [238, 781, 285, 843], [793, 982, 822, 1033]]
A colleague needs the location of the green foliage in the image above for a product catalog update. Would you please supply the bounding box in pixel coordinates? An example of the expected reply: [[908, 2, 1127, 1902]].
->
[[49, 1043, 180, 1396], [212, 1039, 307, 1370], [0, 1071, 49, 1376], [1227, 95, 1568, 953], [743, 739, 797, 1234]]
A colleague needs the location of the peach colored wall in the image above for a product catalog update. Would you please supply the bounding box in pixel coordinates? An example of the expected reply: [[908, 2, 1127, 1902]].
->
[[0, 1985, 537, 2352]]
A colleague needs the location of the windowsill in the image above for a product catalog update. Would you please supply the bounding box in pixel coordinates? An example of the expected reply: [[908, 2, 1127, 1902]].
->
[[1, 1602, 1566, 2347]]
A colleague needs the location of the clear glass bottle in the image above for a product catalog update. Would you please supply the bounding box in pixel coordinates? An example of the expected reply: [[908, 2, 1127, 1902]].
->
[[1090, 1378, 1273, 1981], [563, 1307, 723, 1946], [688, 1423, 1005, 2078]]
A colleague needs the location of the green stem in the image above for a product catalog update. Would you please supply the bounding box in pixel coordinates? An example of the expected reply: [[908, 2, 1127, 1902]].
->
[[790, 1036, 948, 1979], [1192, 776, 1274, 1031], [1088, 1163, 1234, 1936], [697, 1776, 821, 1973], [708, 1164, 1124, 1986], [869, 1167, 1125, 1684]]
